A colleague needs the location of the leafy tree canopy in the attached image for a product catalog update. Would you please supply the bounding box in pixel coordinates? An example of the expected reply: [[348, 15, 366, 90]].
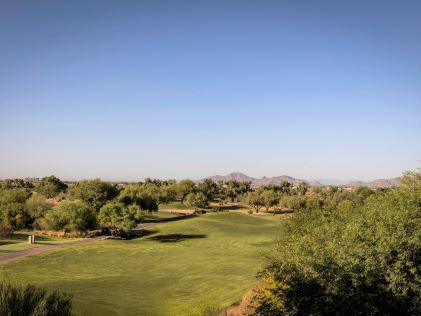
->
[[36, 175, 67, 198], [252, 168, 421, 316]]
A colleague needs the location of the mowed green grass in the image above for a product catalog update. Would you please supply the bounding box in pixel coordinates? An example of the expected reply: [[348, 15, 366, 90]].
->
[[0, 213, 280, 316]]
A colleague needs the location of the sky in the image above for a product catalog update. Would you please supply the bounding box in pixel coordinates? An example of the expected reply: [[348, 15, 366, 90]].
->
[[0, 0, 420, 182]]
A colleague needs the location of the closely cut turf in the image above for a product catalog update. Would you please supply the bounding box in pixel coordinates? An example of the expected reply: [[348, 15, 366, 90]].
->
[[0, 213, 280, 315]]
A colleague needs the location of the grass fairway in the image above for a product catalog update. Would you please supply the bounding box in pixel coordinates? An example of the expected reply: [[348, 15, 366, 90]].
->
[[0, 213, 280, 315]]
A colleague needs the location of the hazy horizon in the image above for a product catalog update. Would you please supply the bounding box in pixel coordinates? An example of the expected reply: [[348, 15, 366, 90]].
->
[[0, 170, 407, 184], [1, 0, 420, 181]]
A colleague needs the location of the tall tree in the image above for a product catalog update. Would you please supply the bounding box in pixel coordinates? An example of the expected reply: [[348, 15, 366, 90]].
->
[[297, 181, 309, 196], [176, 179, 195, 204], [98, 202, 143, 231], [42, 201, 96, 232], [69, 179, 119, 211], [36, 176, 67, 198], [261, 190, 279, 212], [185, 192, 209, 210], [245, 191, 264, 213]]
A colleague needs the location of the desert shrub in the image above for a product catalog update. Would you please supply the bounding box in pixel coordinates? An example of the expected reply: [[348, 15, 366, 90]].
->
[[0, 220, 14, 238], [252, 168, 421, 315], [0, 283, 73, 316]]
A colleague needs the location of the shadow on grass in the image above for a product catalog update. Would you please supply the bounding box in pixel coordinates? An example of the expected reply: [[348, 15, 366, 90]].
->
[[147, 234, 207, 243], [142, 214, 198, 224], [218, 204, 248, 211], [0, 240, 20, 246]]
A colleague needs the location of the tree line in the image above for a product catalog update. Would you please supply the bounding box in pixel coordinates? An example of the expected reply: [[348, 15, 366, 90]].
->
[[0, 176, 252, 234], [0, 174, 387, 236]]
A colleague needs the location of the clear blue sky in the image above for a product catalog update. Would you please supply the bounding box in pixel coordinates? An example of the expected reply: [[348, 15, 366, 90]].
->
[[1, 0, 420, 181]]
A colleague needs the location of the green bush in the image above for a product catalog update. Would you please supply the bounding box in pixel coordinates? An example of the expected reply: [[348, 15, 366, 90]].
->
[[253, 169, 421, 315], [0, 283, 73, 316], [42, 201, 96, 232]]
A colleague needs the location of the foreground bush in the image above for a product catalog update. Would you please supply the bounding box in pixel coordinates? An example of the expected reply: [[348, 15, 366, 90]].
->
[[0, 283, 73, 316], [251, 169, 421, 315]]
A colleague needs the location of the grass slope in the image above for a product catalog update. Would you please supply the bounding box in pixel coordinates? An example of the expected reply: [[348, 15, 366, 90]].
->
[[0, 213, 280, 316]]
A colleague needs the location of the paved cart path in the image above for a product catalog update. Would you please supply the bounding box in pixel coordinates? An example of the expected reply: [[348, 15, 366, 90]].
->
[[0, 236, 109, 264]]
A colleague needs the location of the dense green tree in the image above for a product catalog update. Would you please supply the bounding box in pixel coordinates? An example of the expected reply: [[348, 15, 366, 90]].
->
[[0, 188, 28, 205], [185, 192, 209, 210], [177, 179, 196, 204], [245, 191, 264, 213], [36, 175, 67, 198], [0, 219, 13, 237], [296, 181, 309, 196], [0, 188, 31, 229], [69, 179, 119, 211], [197, 179, 218, 201], [354, 186, 374, 199], [260, 190, 279, 212], [142, 182, 177, 206], [98, 202, 143, 231], [252, 168, 421, 315], [118, 184, 158, 211], [1, 178, 34, 190], [25, 193, 52, 225], [42, 201, 96, 232], [279, 181, 292, 195], [158, 184, 178, 204], [225, 180, 252, 202]]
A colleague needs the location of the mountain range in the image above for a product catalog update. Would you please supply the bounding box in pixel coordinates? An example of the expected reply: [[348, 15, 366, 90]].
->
[[200, 172, 400, 188]]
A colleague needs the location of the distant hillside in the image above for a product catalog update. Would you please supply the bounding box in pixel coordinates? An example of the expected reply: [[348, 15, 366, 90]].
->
[[204, 172, 255, 182], [347, 177, 401, 188], [200, 172, 400, 188], [201, 172, 322, 187]]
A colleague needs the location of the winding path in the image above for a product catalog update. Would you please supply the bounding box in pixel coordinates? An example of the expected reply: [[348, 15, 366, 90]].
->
[[0, 236, 109, 264]]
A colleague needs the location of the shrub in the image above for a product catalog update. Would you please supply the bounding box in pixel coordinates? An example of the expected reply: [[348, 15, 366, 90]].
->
[[0, 283, 73, 316], [42, 201, 96, 232], [0, 220, 13, 238], [253, 169, 421, 315]]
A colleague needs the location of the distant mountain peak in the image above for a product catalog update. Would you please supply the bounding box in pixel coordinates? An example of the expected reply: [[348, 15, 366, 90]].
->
[[199, 172, 400, 188], [201, 172, 320, 186]]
